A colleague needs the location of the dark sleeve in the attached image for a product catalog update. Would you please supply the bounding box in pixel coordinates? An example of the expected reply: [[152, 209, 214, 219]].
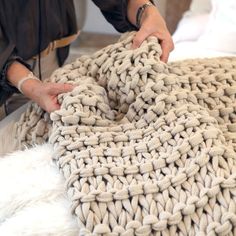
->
[[0, 25, 31, 105], [91, 0, 137, 32]]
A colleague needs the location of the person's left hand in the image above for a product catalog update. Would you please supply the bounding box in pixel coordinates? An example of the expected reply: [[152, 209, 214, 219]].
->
[[132, 6, 174, 63]]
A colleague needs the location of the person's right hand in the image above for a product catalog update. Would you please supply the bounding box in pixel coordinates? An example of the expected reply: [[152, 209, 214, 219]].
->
[[23, 80, 74, 113]]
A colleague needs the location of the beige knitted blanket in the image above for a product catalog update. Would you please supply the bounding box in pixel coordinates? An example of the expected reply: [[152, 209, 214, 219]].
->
[[14, 33, 236, 235]]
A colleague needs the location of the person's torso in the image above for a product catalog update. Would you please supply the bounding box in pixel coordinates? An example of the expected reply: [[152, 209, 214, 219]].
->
[[0, 0, 77, 60]]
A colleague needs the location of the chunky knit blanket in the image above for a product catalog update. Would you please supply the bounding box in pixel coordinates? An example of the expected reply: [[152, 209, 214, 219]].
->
[[14, 32, 236, 235]]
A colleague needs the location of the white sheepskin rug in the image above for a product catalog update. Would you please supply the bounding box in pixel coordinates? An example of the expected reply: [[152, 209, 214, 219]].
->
[[0, 144, 79, 236]]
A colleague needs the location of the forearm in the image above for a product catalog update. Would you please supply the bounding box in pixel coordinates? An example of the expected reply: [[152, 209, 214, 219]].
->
[[6, 62, 41, 99]]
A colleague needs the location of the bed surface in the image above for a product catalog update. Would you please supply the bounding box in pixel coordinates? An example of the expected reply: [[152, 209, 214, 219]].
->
[[169, 0, 236, 61], [169, 41, 236, 62]]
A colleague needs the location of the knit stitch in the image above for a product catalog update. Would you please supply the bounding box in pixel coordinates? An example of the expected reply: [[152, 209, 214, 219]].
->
[[14, 32, 236, 235]]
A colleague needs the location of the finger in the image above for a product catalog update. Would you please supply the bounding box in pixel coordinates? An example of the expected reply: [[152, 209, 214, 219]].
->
[[49, 83, 74, 95], [51, 102, 60, 112], [132, 27, 150, 49], [48, 104, 60, 113], [160, 43, 169, 63], [46, 97, 61, 113], [160, 40, 173, 63]]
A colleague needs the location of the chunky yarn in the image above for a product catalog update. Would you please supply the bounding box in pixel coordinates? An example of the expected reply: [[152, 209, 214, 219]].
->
[[14, 32, 236, 235]]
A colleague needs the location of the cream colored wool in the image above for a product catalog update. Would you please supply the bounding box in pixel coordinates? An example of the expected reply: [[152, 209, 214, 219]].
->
[[14, 32, 236, 235]]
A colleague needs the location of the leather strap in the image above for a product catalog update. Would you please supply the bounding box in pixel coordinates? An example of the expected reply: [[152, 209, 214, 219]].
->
[[33, 31, 80, 59], [136, 1, 155, 29]]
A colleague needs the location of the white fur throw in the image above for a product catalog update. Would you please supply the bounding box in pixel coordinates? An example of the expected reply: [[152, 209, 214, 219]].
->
[[13, 32, 236, 235], [0, 144, 79, 236]]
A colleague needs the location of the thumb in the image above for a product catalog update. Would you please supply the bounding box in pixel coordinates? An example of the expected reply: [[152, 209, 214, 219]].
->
[[50, 83, 74, 95], [132, 28, 150, 49]]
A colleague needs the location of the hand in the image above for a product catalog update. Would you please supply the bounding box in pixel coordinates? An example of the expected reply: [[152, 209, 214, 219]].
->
[[24, 81, 74, 113], [6, 62, 74, 112], [130, 4, 174, 62]]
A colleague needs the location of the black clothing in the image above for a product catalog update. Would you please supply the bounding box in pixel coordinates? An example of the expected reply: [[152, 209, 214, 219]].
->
[[0, 0, 135, 105]]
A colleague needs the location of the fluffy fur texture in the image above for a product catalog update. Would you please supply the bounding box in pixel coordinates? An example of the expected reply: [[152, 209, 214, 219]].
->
[[0, 144, 79, 235]]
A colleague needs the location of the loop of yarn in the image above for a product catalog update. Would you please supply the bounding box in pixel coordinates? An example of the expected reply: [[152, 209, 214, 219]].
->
[[14, 32, 236, 235]]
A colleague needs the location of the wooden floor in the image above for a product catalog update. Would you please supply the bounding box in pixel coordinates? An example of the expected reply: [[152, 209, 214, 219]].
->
[[6, 32, 120, 115]]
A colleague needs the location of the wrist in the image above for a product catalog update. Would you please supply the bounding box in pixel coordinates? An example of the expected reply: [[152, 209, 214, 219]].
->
[[17, 72, 40, 93], [6, 61, 42, 100], [127, 0, 155, 27], [21, 78, 42, 100], [136, 1, 155, 29]]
